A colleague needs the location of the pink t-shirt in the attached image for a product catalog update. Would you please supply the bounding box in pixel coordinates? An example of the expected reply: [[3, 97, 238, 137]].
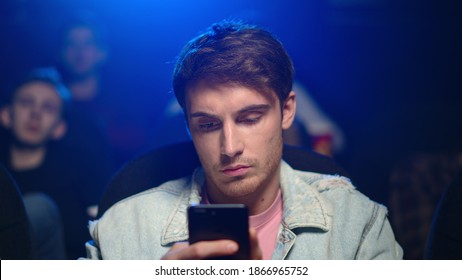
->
[[249, 189, 283, 260], [201, 188, 283, 260]]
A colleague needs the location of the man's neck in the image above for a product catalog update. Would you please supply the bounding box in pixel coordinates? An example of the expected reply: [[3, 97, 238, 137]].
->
[[68, 74, 99, 101], [206, 168, 282, 216], [10, 144, 46, 171]]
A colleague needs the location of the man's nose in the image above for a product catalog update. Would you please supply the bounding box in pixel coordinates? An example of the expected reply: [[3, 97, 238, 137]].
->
[[220, 122, 244, 158], [29, 105, 42, 119]]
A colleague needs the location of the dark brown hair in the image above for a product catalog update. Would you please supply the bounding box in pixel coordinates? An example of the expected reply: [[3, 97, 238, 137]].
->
[[173, 20, 294, 112]]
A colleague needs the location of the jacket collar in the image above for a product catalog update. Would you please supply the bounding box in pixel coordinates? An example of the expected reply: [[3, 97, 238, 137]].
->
[[279, 161, 331, 231], [161, 160, 331, 245], [161, 169, 204, 245]]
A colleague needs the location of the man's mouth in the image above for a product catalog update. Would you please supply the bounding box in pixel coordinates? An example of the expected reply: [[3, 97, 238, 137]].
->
[[26, 124, 40, 133], [221, 165, 250, 177]]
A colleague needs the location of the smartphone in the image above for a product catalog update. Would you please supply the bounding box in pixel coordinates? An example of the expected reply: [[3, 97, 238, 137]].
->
[[188, 204, 250, 260]]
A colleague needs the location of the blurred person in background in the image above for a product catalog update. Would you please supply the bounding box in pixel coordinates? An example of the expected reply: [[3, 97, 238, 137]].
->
[[0, 68, 106, 259], [57, 11, 149, 168]]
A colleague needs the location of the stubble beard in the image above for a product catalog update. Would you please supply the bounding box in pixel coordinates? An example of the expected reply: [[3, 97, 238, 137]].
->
[[205, 136, 283, 202]]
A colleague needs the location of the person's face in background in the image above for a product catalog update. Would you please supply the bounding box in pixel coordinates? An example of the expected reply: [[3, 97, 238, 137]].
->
[[186, 84, 296, 207], [60, 26, 107, 78], [2, 82, 66, 148]]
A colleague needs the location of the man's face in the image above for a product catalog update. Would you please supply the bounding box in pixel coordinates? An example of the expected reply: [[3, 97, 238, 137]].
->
[[9, 82, 63, 147], [186, 85, 295, 203], [61, 26, 106, 77]]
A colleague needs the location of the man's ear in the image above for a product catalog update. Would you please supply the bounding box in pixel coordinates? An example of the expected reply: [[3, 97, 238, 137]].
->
[[0, 106, 12, 128], [51, 120, 67, 140], [282, 91, 296, 130]]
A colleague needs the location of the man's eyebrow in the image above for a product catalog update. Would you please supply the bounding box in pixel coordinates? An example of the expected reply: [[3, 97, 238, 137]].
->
[[237, 104, 271, 114], [190, 104, 271, 119], [190, 111, 219, 119]]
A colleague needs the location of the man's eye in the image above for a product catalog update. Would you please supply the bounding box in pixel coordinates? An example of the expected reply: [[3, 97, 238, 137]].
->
[[17, 98, 34, 107], [198, 122, 220, 131], [241, 117, 260, 124], [238, 113, 262, 125], [42, 104, 59, 115]]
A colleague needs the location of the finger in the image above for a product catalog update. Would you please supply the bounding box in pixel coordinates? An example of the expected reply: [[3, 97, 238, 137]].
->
[[162, 240, 239, 260], [184, 240, 239, 259], [249, 228, 262, 260], [161, 242, 189, 260]]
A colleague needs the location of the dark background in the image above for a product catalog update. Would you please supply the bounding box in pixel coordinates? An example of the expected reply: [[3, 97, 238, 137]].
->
[[1, 0, 461, 205]]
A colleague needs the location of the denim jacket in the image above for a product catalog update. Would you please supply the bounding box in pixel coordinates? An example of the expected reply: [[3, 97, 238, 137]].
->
[[85, 161, 403, 259]]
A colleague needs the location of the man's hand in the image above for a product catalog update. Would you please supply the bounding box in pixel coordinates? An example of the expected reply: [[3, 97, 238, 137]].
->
[[161, 228, 262, 260]]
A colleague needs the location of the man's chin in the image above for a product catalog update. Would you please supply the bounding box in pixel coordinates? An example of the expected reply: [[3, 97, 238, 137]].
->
[[218, 178, 261, 198], [12, 137, 46, 149]]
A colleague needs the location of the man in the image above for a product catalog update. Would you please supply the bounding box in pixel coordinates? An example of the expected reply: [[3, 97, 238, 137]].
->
[[0, 68, 105, 259], [57, 15, 117, 180], [86, 21, 403, 259], [0, 68, 69, 259], [59, 16, 108, 103], [58, 15, 148, 168]]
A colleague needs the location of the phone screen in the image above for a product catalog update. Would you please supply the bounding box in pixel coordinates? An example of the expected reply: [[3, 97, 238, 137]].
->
[[188, 204, 250, 260]]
